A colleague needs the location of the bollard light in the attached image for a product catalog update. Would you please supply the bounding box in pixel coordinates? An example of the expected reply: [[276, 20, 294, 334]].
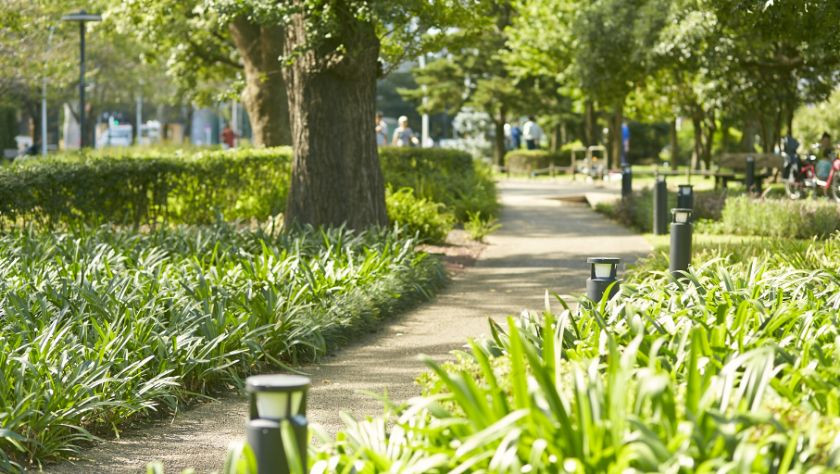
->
[[586, 257, 620, 302], [621, 166, 632, 199], [677, 184, 693, 210], [669, 208, 693, 278], [653, 176, 668, 235], [672, 208, 691, 224], [246, 374, 310, 474], [745, 156, 757, 194]]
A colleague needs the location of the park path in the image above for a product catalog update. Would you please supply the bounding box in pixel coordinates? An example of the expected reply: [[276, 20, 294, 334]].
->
[[39, 179, 649, 474]]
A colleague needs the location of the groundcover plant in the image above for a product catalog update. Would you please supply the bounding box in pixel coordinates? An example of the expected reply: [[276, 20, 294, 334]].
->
[[312, 235, 840, 473], [0, 224, 444, 470]]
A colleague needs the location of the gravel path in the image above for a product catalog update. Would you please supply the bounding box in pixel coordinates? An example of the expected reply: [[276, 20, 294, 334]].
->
[[37, 179, 650, 474]]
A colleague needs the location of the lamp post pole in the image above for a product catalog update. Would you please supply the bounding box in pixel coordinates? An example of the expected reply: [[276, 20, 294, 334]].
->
[[41, 27, 55, 156], [62, 10, 101, 148]]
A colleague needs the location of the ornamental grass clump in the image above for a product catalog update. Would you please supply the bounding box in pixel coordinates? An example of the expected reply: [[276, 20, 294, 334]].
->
[[0, 224, 444, 469], [315, 235, 840, 472]]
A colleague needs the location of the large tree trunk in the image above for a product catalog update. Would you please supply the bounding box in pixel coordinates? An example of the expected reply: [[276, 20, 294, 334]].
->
[[229, 18, 291, 147], [701, 110, 716, 170], [609, 104, 623, 170], [282, 13, 387, 229], [691, 114, 703, 170], [493, 106, 506, 167], [584, 99, 595, 147], [669, 117, 679, 168]]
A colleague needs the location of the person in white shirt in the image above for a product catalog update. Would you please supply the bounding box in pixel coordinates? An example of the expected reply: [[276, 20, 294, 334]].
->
[[392, 116, 419, 147], [375, 112, 388, 147], [523, 116, 543, 150]]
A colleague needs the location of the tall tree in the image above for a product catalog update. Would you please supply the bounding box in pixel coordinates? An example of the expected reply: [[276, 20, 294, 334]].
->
[[109, 0, 292, 146], [214, 1, 473, 228], [400, 2, 519, 166], [574, 0, 669, 169]]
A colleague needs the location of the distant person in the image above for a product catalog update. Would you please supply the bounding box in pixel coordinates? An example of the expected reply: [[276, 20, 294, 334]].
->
[[221, 123, 238, 149], [523, 116, 543, 150], [817, 131, 833, 180], [819, 132, 833, 158], [621, 122, 630, 166], [392, 116, 419, 147], [510, 123, 522, 150], [375, 112, 389, 146]]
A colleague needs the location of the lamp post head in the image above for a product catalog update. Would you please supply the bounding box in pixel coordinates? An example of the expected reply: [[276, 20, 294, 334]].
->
[[246, 374, 310, 420], [678, 184, 693, 195], [671, 208, 692, 224], [61, 10, 102, 22], [586, 257, 620, 280]]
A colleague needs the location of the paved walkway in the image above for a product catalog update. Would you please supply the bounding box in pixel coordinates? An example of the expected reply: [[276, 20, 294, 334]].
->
[[40, 179, 650, 474]]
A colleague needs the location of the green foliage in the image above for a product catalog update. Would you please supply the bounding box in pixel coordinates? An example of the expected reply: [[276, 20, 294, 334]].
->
[[597, 187, 727, 233], [794, 87, 840, 149], [0, 224, 444, 468], [464, 211, 501, 242], [503, 149, 571, 173], [317, 235, 840, 471], [0, 147, 292, 229], [720, 196, 840, 238], [379, 147, 499, 223], [0, 147, 495, 233], [386, 187, 454, 244]]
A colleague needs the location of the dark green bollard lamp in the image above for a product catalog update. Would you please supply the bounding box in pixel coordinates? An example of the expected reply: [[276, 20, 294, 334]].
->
[[246, 374, 310, 474], [586, 257, 621, 302]]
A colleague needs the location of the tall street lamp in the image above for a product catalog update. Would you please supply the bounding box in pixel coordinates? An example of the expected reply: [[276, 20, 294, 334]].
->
[[61, 10, 101, 148]]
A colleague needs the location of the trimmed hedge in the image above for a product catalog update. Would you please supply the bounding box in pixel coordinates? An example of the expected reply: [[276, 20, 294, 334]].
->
[[0, 146, 496, 231], [596, 187, 727, 233], [0, 148, 292, 229], [504, 149, 572, 173], [719, 196, 840, 238], [380, 146, 498, 222]]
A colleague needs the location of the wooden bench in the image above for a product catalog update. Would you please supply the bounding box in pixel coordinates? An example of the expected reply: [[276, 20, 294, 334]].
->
[[695, 153, 783, 190]]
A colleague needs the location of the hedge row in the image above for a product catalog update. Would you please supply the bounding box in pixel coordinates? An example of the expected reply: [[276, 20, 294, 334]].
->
[[1, 148, 292, 229], [503, 149, 572, 173], [719, 196, 840, 238], [0, 146, 495, 231]]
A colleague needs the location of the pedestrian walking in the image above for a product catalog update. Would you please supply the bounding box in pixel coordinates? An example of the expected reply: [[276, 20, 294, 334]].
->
[[375, 112, 388, 147], [221, 123, 237, 149], [511, 123, 522, 150], [392, 116, 419, 147], [523, 116, 543, 150]]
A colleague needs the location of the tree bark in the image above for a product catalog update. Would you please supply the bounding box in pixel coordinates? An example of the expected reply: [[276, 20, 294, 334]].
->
[[282, 11, 387, 229], [669, 117, 679, 169], [701, 111, 716, 170], [229, 18, 291, 147], [584, 99, 595, 147], [609, 104, 623, 170], [691, 114, 703, 170], [493, 106, 506, 167]]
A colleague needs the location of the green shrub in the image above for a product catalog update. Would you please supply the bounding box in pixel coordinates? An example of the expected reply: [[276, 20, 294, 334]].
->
[[380, 147, 498, 223], [315, 235, 840, 472], [0, 147, 292, 229], [598, 187, 727, 232], [386, 187, 454, 244], [464, 211, 501, 242], [0, 146, 497, 232], [503, 149, 571, 173], [0, 225, 444, 468], [720, 196, 840, 238]]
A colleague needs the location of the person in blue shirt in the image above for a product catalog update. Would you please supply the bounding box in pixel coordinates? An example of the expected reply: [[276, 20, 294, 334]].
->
[[510, 124, 522, 150]]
